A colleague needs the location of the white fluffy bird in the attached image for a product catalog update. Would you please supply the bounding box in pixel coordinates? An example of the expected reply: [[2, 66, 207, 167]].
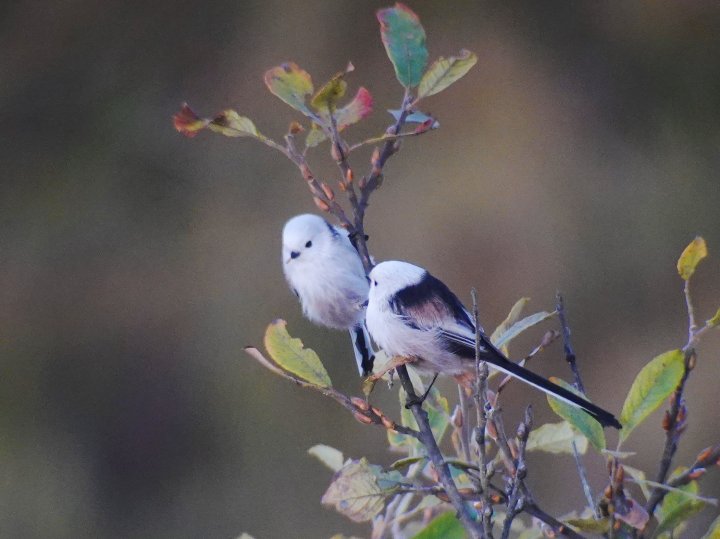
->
[[366, 260, 621, 428], [282, 214, 375, 376]]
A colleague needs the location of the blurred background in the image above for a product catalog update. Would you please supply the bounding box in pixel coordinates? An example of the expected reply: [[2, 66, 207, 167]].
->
[[2, 0, 720, 537]]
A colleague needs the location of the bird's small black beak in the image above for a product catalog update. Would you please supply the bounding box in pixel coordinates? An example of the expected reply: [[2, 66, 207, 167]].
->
[[290, 251, 300, 260], [361, 300, 369, 308]]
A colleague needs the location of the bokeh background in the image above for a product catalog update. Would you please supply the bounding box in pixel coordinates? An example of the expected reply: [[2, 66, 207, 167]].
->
[[2, 0, 720, 537]]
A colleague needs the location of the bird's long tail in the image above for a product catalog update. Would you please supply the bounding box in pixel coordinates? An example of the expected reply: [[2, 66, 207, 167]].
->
[[483, 352, 621, 429], [349, 324, 375, 377], [444, 331, 621, 429]]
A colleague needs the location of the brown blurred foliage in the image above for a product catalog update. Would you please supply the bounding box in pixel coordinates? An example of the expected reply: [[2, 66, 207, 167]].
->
[[1, 0, 719, 537]]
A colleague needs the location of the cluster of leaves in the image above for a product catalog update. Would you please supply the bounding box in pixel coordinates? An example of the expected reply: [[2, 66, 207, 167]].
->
[[174, 3, 476, 158], [175, 3, 720, 538]]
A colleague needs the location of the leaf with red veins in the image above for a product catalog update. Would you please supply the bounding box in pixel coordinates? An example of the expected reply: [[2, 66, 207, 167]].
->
[[173, 103, 209, 137]]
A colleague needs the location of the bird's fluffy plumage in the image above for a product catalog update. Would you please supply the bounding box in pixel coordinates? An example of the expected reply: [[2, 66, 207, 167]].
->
[[366, 260, 621, 429], [282, 214, 374, 375]]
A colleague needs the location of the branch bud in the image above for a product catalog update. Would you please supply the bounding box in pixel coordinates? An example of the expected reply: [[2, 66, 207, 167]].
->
[[313, 196, 330, 212], [614, 464, 625, 485], [300, 163, 313, 181], [688, 467, 706, 480], [350, 396, 370, 411], [320, 182, 335, 201], [380, 416, 395, 430], [486, 419, 498, 440], [345, 168, 354, 184], [352, 411, 374, 425], [696, 446, 715, 463], [662, 410, 672, 431], [688, 352, 697, 370], [288, 121, 304, 135], [451, 405, 463, 429], [358, 176, 367, 189], [371, 147, 381, 168], [330, 142, 342, 162]]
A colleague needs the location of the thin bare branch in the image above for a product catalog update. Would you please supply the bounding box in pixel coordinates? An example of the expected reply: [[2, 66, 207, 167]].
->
[[395, 365, 484, 538], [243, 347, 418, 438], [556, 292, 600, 518], [472, 288, 494, 538]]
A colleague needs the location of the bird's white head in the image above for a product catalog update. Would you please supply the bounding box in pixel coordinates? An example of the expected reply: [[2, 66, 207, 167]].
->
[[368, 260, 427, 303], [282, 214, 338, 266]]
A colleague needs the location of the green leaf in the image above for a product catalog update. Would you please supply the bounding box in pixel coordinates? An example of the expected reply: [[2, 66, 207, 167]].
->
[[417, 49, 478, 99], [491, 297, 530, 354], [308, 444, 344, 472], [546, 378, 606, 451], [526, 421, 588, 455], [305, 123, 328, 149], [493, 310, 556, 352], [208, 110, 259, 137], [321, 458, 400, 522], [311, 64, 351, 112], [264, 319, 332, 387], [264, 62, 314, 116], [623, 465, 651, 500], [412, 511, 465, 539], [701, 515, 720, 539], [390, 455, 425, 470], [654, 471, 705, 537], [565, 517, 610, 533], [305, 87, 374, 149], [706, 308, 720, 328], [376, 3, 428, 88], [619, 349, 684, 442], [677, 236, 707, 281]]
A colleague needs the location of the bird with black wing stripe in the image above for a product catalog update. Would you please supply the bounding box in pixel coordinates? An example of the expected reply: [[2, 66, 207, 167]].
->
[[365, 260, 621, 429]]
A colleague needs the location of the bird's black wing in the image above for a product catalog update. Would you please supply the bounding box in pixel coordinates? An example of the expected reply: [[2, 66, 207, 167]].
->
[[390, 271, 475, 332], [440, 329, 621, 429]]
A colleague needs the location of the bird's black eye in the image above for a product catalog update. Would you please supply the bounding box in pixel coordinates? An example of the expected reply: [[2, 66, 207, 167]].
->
[[305, 240, 312, 248], [373, 280, 378, 286]]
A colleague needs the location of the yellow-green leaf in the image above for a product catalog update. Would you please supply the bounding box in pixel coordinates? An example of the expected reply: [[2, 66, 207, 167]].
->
[[526, 421, 588, 455], [706, 308, 720, 328], [565, 517, 610, 533], [417, 49, 478, 99], [619, 349, 684, 442], [677, 236, 707, 281], [311, 64, 352, 112], [654, 471, 705, 537], [701, 515, 720, 539], [491, 297, 530, 354], [208, 110, 259, 137], [493, 310, 555, 352], [547, 378, 606, 451], [321, 458, 399, 522], [305, 123, 328, 148], [412, 511, 465, 539], [308, 444, 344, 472], [264, 63, 314, 116], [264, 319, 332, 387], [376, 3, 428, 88]]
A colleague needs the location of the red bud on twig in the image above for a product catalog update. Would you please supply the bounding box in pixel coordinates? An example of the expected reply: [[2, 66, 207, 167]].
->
[[313, 197, 330, 212]]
